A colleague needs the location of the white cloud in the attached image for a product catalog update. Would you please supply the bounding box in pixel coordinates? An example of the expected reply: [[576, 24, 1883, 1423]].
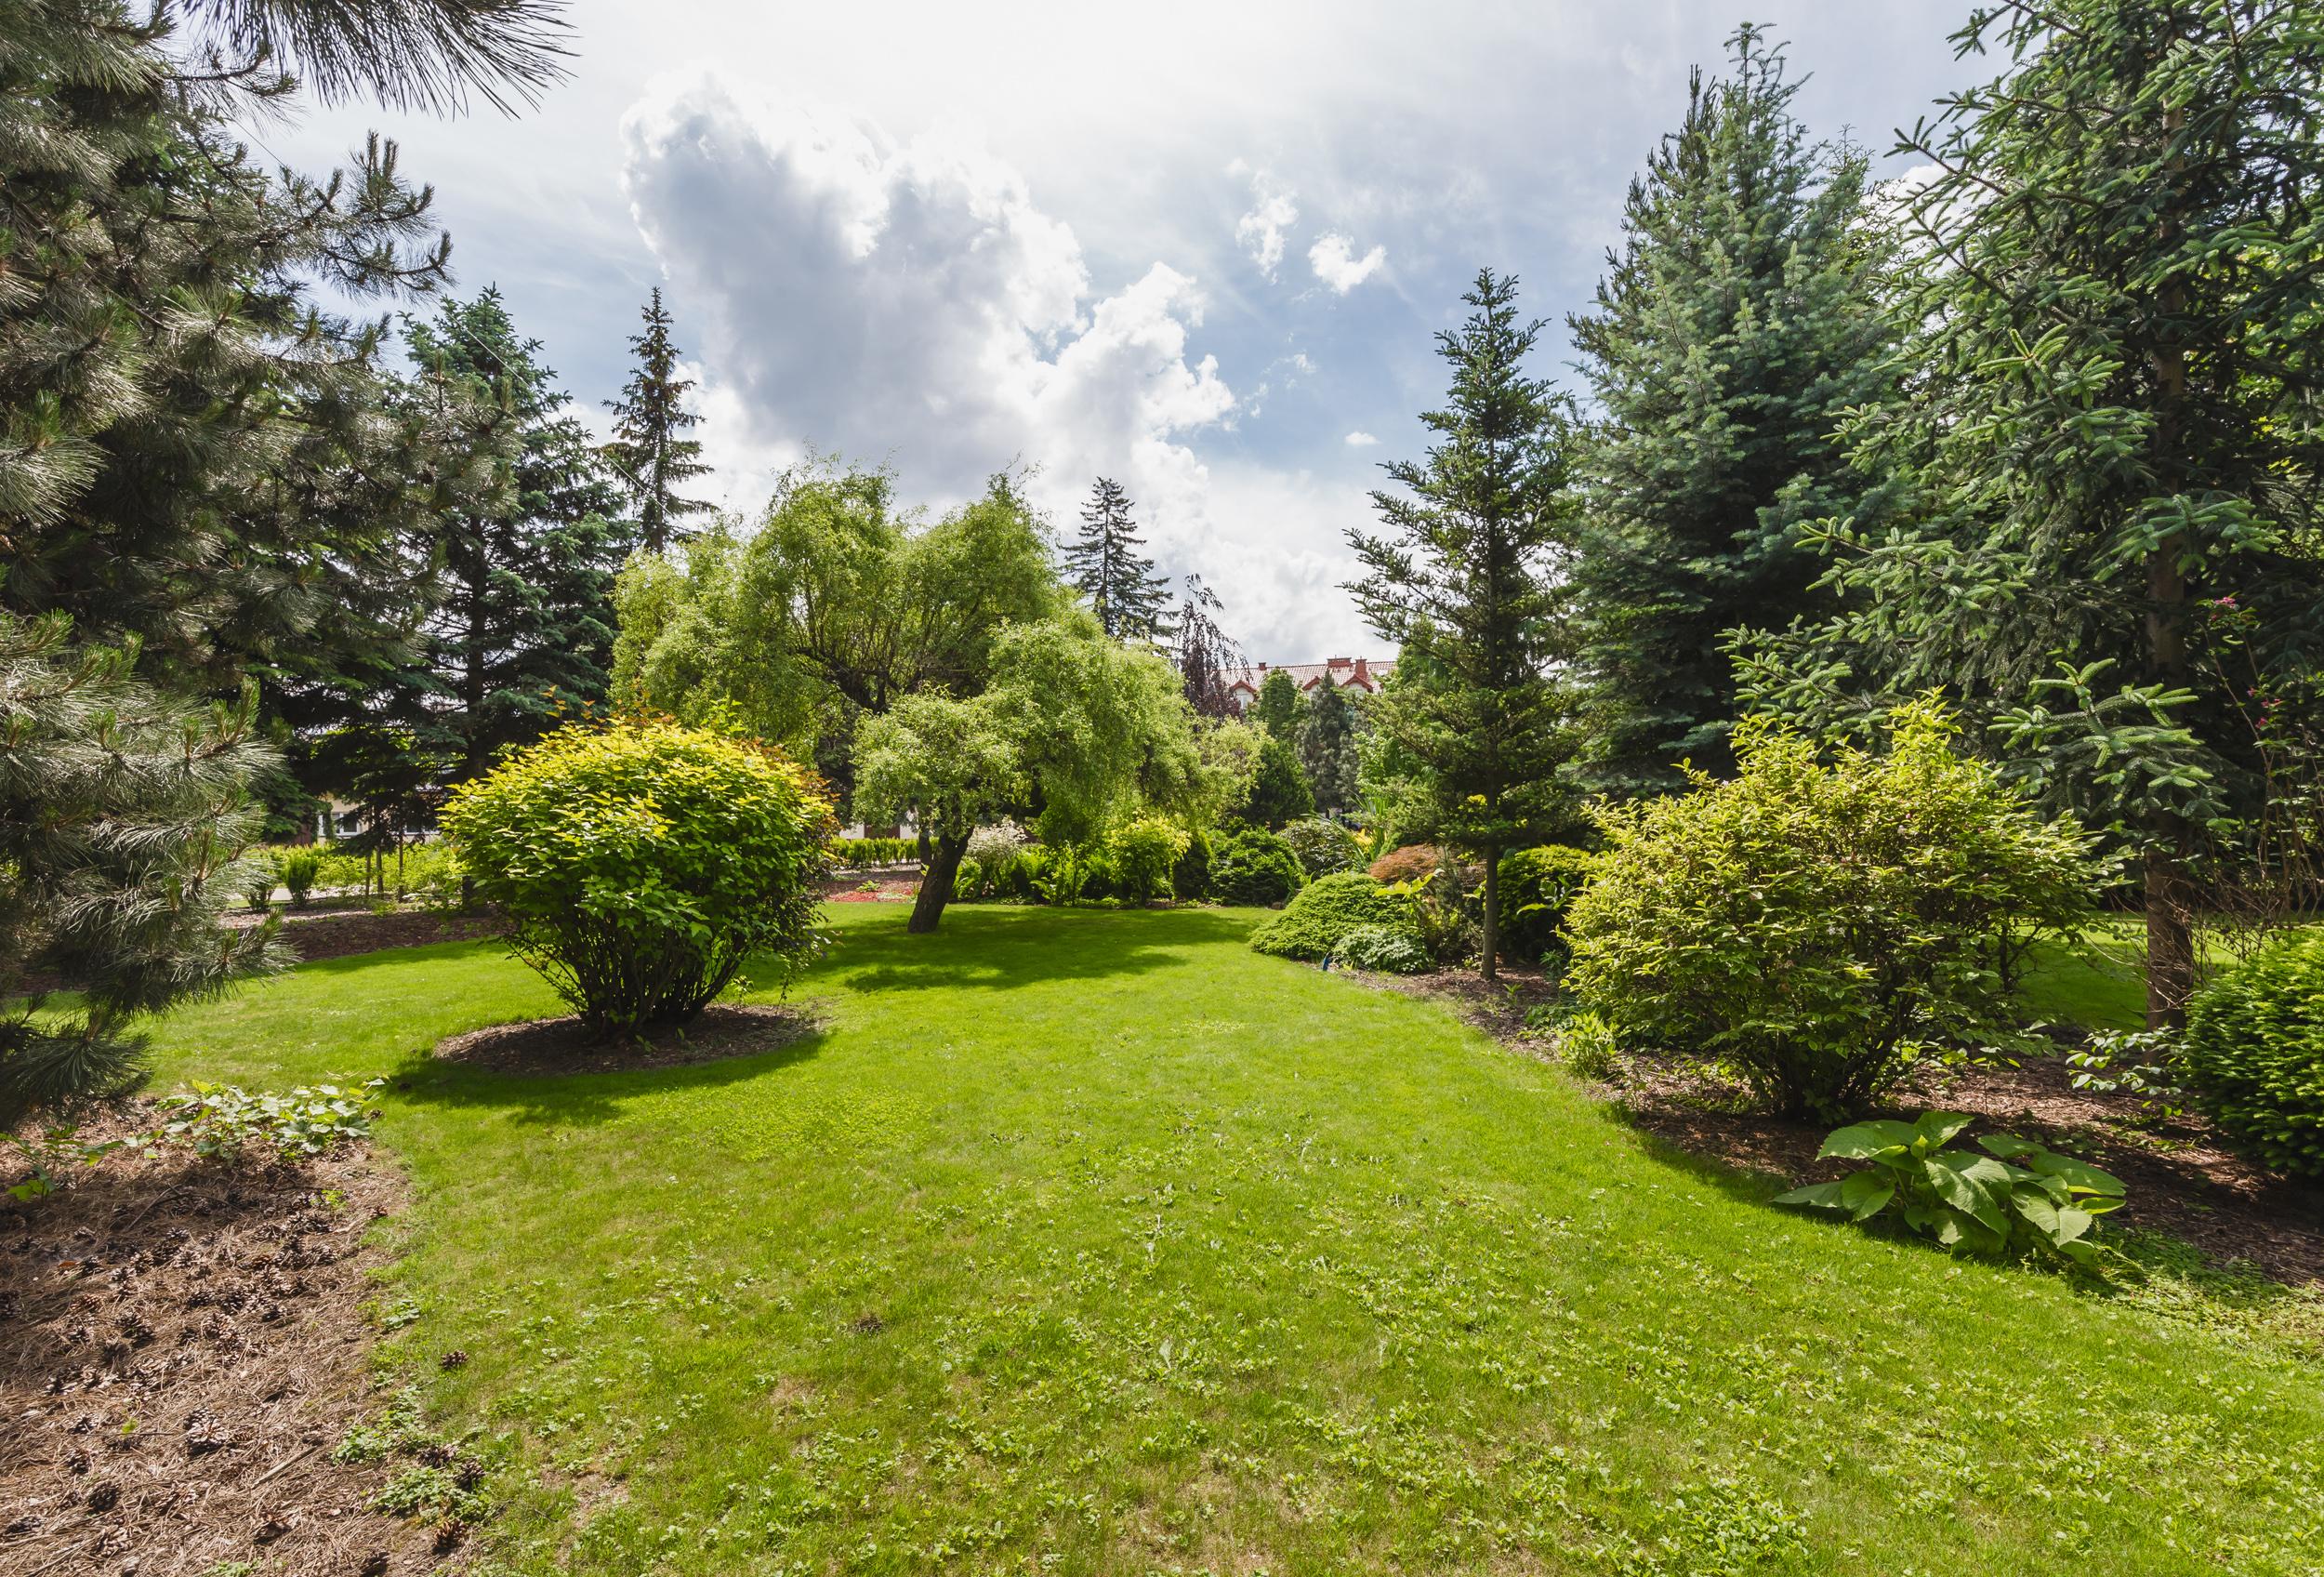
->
[[1231, 164, 1301, 281], [1343, 431, 1379, 447], [1308, 232, 1386, 293], [619, 73, 1233, 539]]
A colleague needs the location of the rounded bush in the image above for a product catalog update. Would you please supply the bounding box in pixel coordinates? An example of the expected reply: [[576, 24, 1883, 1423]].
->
[[1171, 828, 1213, 900], [1332, 922, 1432, 974], [1497, 844, 1598, 962], [442, 721, 833, 1037], [1109, 816, 1192, 903], [1280, 816, 1363, 878], [2184, 934, 2324, 1179], [1249, 871, 1414, 961], [1209, 828, 1307, 907]]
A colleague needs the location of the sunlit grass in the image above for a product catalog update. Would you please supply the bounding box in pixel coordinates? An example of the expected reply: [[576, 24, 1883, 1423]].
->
[[148, 906, 2323, 1575]]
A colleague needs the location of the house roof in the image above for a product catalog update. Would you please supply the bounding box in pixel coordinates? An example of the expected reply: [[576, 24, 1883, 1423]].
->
[[1221, 656, 1394, 694]]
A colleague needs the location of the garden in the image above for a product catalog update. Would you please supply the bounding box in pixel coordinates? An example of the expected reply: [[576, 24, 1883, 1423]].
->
[[8, 2, 2324, 1574]]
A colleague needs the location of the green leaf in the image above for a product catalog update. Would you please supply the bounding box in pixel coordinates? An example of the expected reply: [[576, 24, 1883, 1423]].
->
[[1912, 1111, 1976, 1151], [1839, 1171, 1895, 1222], [1818, 1120, 1918, 1160], [1921, 1154, 2009, 1236], [2018, 1150, 2126, 1199], [1775, 1181, 1848, 1211]]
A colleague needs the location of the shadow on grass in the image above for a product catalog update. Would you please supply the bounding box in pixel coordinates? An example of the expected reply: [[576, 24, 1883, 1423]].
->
[[383, 1026, 832, 1127], [797, 904, 1258, 995]]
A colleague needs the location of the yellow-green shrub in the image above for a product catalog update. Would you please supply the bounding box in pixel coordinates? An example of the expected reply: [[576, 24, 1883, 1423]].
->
[[443, 721, 833, 1037]]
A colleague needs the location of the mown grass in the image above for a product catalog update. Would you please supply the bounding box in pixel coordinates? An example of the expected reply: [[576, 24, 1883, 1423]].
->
[[147, 906, 2323, 1575]]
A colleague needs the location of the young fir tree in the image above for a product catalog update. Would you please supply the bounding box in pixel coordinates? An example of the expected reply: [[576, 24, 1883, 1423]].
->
[[1251, 669, 1307, 740], [403, 289, 630, 780], [1063, 478, 1174, 643], [1298, 679, 1362, 817], [1567, 24, 1903, 795], [1349, 269, 1573, 980], [605, 287, 713, 554], [1240, 734, 1316, 828], [1736, 2, 2324, 1027]]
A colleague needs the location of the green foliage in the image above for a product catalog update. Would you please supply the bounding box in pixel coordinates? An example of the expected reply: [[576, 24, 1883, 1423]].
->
[[2183, 934, 2324, 1179], [442, 721, 832, 1035], [1279, 816, 1363, 878], [1063, 478, 1173, 643], [1107, 817, 1191, 903], [1297, 680, 1362, 815], [1777, 1111, 2125, 1266], [1208, 828, 1306, 908], [151, 1079, 388, 1160], [1171, 828, 1213, 901], [605, 288, 712, 554], [1330, 923, 1433, 975], [834, 837, 917, 868], [1565, 703, 2096, 1117], [1248, 872, 1413, 962], [1251, 670, 1307, 739], [1496, 844, 1598, 963], [1385, 865, 1479, 967], [281, 849, 324, 907], [1240, 731, 1315, 828], [1568, 26, 1901, 795], [243, 854, 281, 913], [0, 616, 284, 1127], [1349, 269, 1577, 976], [1735, 3, 2324, 1023]]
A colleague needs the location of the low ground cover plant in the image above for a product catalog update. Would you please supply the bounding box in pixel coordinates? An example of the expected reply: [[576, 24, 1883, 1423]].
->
[[1331, 921, 1433, 974], [1565, 703, 2094, 1118], [1248, 871, 1414, 961], [443, 721, 832, 1038], [1777, 1110, 2125, 1266], [2183, 933, 2324, 1178]]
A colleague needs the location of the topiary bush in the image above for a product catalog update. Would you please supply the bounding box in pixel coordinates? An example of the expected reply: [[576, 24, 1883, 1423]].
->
[[1280, 816, 1363, 878], [2183, 934, 2324, 1179], [1209, 828, 1307, 907], [442, 721, 834, 1038], [1109, 815, 1192, 903], [1497, 844, 1598, 962], [1332, 922, 1433, 974], [1565, 704, 2094, 1119], [1248, 871, 1414, 961]]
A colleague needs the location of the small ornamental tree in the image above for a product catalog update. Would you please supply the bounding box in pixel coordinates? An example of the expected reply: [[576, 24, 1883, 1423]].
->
[[442, 721, 833, 1037], [1565, 702, 2094, 1118]]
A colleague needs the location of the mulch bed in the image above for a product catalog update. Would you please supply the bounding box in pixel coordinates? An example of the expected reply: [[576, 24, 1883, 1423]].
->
[[820, 877, 919, 904], [431, 1002, 823, 1076], [225, 907, 509, 964], [1357, 964, 2324, 1289], [0, 1111, 439, 1576]]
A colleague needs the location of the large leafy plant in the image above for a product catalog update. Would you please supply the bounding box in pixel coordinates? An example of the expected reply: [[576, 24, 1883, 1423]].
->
[[443, 721, 832, 1038], [2182, 934, 2324, 1179], [1777, 1111, 2125, 1266]]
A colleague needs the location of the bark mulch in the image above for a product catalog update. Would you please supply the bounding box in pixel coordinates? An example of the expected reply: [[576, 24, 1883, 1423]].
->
[[222, 907, 508, 964], [1354, 964, 2324, 1289], [431, 1002, 824, 1076], [0, 1112, 444, 1576]]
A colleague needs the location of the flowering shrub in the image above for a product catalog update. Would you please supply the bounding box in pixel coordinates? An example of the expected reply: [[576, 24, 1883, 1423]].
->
[[443, 721, 832, 1037], [967, 819, 1029, 868]]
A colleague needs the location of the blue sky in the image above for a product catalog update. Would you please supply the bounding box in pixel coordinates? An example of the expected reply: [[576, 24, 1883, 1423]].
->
[[265, 0, 1975, 657]]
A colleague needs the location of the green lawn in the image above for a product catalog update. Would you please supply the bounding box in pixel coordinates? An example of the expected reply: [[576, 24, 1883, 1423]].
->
[[148, 906, 2321, 1575]]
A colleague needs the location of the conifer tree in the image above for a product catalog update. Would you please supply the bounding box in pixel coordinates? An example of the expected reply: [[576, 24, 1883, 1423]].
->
[[1299, 679, 1362, 817], [605, 287, 712, 554], [1063, 478, 1174, 643], [1349, 269, 1573, 980], [1567, 25, 1904, 795], [1737, 1, 2324, 1027], [403, 289, 629, 780]]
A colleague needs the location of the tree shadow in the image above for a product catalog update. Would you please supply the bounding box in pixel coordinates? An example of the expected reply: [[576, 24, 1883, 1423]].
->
[[795, 905, 1259, 995], [381, 1024, 831, 1127]]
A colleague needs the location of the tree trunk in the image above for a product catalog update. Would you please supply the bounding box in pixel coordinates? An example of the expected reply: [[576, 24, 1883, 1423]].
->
[[1480, 842, 1499, 982], [907, 832, 969, 934], [2144, 167, 2193, 1031]]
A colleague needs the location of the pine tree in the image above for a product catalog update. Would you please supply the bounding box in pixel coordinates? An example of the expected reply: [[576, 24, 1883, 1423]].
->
[[1736, 2, 2324, 1027], [1063, 478, 1174, 643], [1566, 25, 1904, 796], [605, 288, 713, 554], [1349, 269, 1573, 980], [403, 289, 630, 780], [1299, 679, 1361, 817]]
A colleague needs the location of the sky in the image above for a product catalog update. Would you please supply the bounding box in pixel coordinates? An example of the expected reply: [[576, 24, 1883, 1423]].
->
[[259, 0, 1978, 659]]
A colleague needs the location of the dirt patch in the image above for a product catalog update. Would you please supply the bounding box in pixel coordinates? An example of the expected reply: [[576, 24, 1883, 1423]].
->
[[820, 877, 919, 904], [224, 905, 508, 963], [1350, 963, 2324, 1289], [431, 1002, 823, 1076], [0, 1110, 436, 1575]]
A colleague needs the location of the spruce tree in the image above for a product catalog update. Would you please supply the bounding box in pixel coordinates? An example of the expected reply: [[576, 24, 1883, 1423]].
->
[[1299, 679, 1361, 817], [1063, 478, 1174, 643], [403, 289, 629, 780], [1567, 24, 1903, 795], [1736, 2, 2324, 1027], [1349, 269, 1573, 980], [605, 287, 712, 554], [1251, 669, 1307, 740]]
